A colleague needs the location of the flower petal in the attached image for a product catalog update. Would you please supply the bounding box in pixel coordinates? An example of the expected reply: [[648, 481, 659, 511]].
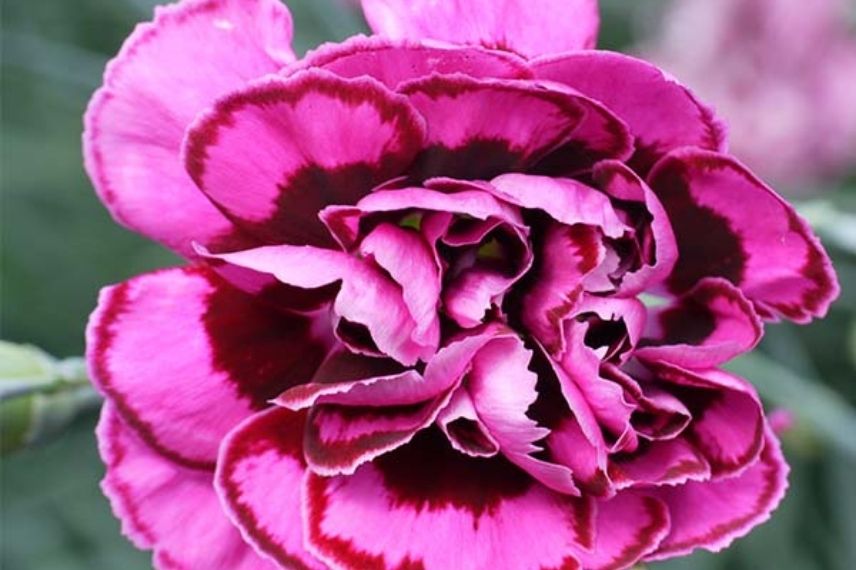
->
[[648, 429, 788, 560], [303, 35, 531, 89], [215, 407, 327, 569], [399, 75, 621, 180], [652, 364, 765, 478], [86, 265, 327, 467], [637, 277, 763, 369], [361, 0, 599, 58], [608, 437, 711, 490], [184, 69, 426, 248], [305, 428, 593, 570], [533, 51, 726, 173], [467, 337, 579, 495], [647, 148, 839, 322], [436, 387, 500, 457], [205, 245, 429, 365], [592, 160, 678, 295], [97, 404, 281, 570], [84, 0, 294, 256]]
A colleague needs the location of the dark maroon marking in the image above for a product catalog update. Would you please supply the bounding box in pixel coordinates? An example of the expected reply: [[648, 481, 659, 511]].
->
[[410, 139, 526, 181], [374, 428, 532, 520], [90, 273, 214, 471], [655, 295, 717, 346], [532, 124, 628, 177], [446, 418, 499, 455], [663, 380, 764, 476], [218, 408, 317, 570], [303, 401, 437, 471], [657, 439, 781, 555], [312, 348, 406, 385], [540, 556, 582, 570], [184, 72, 424, 248], [648, 158, 746, 294], [603, 496, 670, 569], [202, 272, 327, 409], [335, 318, 382, 356]]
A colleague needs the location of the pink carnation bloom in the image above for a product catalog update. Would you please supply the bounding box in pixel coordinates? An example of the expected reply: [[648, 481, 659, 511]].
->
[[84, 1, 839, 568], [644, 0, 856, 189]]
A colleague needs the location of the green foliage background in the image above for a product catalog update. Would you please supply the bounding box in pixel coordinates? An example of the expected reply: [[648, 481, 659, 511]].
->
[[2, 1, 855, 568]]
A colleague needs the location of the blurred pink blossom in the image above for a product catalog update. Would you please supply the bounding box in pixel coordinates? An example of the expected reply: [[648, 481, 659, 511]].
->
[[645, 0, 856, 190]]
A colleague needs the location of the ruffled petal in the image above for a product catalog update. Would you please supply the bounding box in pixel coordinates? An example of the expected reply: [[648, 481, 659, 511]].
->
[[184, 69, 426, 248], [84, 0, 295, 256], [648, 430, 788, 560], [467, 337, 579, 495], [637, 277, 763, 369], [436, 387, 500, 457], [86, 265, 327, 468], [361, 0, 599, 58], [648, 148, 839, 322], [97, 404, 281, 570], [533, 51, 726, 173], [204, 245, 429, 365], [305, 428, 593, 570], [303, 35, 531, 89], [215, 407, 328, 569], [399, 75, 625, 180]]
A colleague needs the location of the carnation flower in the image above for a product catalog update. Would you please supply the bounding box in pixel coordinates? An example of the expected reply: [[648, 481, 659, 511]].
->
[[84, 1, 839, 568], [644, 0, 856, 189]]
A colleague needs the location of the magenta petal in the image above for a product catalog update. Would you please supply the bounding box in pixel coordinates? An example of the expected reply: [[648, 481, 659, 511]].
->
[[305, 428, 595, 570], [490, 174, 628, 238], [593, 160, 678, 295], [361, 0, 599, 58], [436, 387, 500, 457], [206, 245, 430, 365], [533, 51, 726, 173], [609, 437, 711, 490], [215, 407, 327, 569], [97, 404, 280, 570], [303, 35, 531, 89], [184, 69, 426, 247], [304, 395, 451, 476], [637, 277, 763, 369], [86, 265, 326, 467], [649, 430, 788, 560], [399, 75, 613, 180], [574, 493, 671, 570], [468, 337, 579, 495], [654, 364, 765, 478], [648, 149, 839, 322], [83, 0, 294, 257]]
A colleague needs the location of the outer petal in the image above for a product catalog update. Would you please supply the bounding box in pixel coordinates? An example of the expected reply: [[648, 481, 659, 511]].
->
[[302, 35, 532, 89], [648, 429, 789, 560], [648, 148, 839, 322], [97, 404, 280, 570], [205, 245, 429, 365], [215, 407, 327, 569], [361, 0, 599, 58], [653, 364, 765, 478], [305, 429, 591, 570], [184, 69, 426, 248], [637, 277, 763, 369], [399, 75, 626, 180], [84, 0, 295, 256], [86, 265, 327, 468], [532, 52, 726, 173]]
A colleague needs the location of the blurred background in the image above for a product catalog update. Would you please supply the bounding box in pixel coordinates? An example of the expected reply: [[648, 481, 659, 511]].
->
[[1, 0, 855, 568]]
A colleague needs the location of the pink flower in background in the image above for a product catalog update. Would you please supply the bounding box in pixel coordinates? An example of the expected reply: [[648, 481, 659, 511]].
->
[[84, 0, 838, 569], [645, 0, 856, 190]]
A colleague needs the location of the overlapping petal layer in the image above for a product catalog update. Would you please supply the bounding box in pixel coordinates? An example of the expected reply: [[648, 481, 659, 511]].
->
[[85, 1, 837, 569]]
